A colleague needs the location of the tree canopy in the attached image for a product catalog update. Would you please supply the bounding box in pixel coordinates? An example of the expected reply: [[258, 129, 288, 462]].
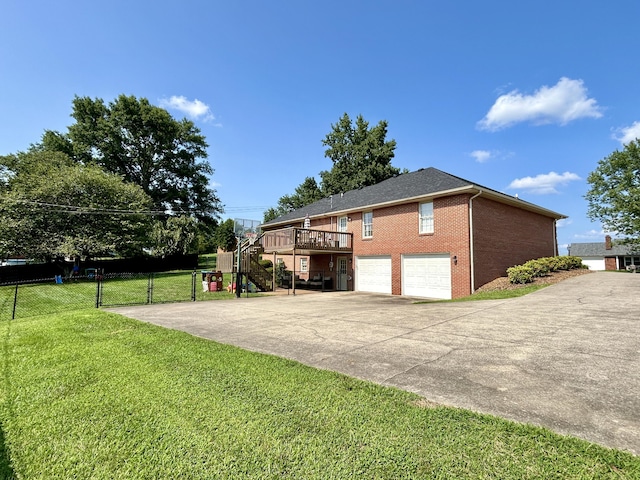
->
[[320, 113, 399, 195], [0, 150, 153, 261], [37, 94, 222, 225], [212, 218, 238, 252], [264, 113, 401, 222], [585, 139, 640, 250], [148, 215, 199, 258]]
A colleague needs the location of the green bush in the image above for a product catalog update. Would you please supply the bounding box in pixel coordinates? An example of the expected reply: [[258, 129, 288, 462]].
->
[[507, 265, 535, 284], [259, 259, 273, 269], [564, 255, 585, 270], [508, 256, 585, 284], [523, 259, 550, 277]]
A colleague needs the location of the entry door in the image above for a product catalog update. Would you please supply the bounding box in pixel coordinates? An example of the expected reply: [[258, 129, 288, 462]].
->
[[338, 216, 348, 247], [337, 257, 348, 290]]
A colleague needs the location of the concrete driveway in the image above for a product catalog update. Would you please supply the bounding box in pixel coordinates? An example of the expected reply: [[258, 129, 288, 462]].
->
[[109, 271, 640, 455]]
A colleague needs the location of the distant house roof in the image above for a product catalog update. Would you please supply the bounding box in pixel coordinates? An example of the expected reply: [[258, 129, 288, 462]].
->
[[262, 167, 566, 227], [568, 242, 637, 257]]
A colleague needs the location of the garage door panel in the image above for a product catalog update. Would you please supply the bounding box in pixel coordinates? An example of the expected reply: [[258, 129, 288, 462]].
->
[[402, 254, 451, 299], [581, 257, 605, 271], [356, 256, 391, 294]]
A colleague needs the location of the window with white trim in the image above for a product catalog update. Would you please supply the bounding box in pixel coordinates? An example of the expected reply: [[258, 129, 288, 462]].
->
[[362, 211, 373, 238], [419, 201, 434, 234], [300, 257, 308, 272]]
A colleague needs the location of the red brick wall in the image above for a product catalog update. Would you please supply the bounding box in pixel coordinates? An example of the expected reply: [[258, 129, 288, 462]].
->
[[342, 196, 472, 298], [605, 257, 618, 270], [471, 196, 557, 289]]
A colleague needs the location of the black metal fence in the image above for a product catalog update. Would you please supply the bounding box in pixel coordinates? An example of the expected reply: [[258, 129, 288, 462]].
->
[[1, 270, 240, 321]]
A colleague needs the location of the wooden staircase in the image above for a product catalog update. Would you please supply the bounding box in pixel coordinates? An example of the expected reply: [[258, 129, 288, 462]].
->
[[239, 235, 273, 292]]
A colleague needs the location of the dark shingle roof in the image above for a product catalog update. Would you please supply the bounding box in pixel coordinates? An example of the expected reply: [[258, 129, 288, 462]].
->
[[568, 242, 636, 257], [262, 167, 564, 227]]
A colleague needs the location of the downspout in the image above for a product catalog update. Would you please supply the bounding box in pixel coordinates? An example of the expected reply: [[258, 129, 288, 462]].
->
[[553, 220, 558, 256], [468, 189, 483, 293]]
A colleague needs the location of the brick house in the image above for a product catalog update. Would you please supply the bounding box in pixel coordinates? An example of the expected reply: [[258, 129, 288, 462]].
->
[[259, 167, 565, 299], [568, 235, 640, 271]]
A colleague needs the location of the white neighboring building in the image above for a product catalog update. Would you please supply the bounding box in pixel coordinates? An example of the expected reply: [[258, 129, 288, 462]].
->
[[568, 236, 640, 271]]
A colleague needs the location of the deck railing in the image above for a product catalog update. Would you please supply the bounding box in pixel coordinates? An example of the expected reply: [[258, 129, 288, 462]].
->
[[261, 228, 352, 253]]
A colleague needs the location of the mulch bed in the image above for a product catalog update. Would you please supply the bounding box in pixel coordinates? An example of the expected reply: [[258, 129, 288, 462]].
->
[[475, 269, 593, 293]]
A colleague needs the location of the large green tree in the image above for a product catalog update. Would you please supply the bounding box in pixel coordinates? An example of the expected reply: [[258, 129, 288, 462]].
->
[[320, 113, 399, 195], [0, 151, 153, 261], [585, 139, 640, 250], [37, 95, 222, 225], [263, 113, 401, 222]]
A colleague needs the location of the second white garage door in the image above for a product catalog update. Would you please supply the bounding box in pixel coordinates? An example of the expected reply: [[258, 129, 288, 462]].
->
[[356, 256, 392, 294], [402, 254, 451, 299]]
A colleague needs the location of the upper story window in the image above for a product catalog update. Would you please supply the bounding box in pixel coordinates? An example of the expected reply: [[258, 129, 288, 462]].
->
[[362, 211, 373, 238], [419, 201, 434, 234]]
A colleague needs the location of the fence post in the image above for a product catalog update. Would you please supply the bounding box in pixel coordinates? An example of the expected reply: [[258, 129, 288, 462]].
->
[[12, 283, 18, 320], [147, 273, 153, 304], [191, 270, 197, 301], [95, 273, 101, 308]]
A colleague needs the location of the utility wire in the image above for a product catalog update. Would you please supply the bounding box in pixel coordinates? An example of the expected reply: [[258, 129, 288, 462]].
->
[[4, 198, 271, 216]]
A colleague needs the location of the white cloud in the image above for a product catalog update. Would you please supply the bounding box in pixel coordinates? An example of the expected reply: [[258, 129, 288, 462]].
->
[[470, 150, 492, 163], [573, 229, 607, 240], [477, 77, 603, 131], [556, 218, 572, 228], [159, 95, 216, 122], [469, 149, 514, 163], [613, 121, 640, 145], [507, 171, 581, 194]]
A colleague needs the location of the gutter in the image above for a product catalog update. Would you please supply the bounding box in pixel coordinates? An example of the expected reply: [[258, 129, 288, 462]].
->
[[468, 189, 483, 293]]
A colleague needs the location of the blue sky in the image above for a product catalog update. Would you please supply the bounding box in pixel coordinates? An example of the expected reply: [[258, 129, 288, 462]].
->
[[2, 1, 639, 254]]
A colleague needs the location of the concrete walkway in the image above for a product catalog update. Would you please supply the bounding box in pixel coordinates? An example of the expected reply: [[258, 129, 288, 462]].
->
[[109, 272, 640, 455]]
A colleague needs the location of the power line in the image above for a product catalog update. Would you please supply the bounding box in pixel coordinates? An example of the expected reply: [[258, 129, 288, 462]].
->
[[6, 199, 170, 216], [4, 198, 272, 216]]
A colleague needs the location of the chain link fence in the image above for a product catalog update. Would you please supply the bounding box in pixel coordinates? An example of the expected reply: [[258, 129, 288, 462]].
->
[[0, 270, 253, 321]]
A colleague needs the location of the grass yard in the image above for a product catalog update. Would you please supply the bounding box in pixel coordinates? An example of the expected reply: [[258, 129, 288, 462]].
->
[[1, 270, 262, 319], [1, 311, 638, 479]]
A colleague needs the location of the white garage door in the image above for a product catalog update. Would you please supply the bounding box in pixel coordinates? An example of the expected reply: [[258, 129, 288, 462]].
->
[[356, 256, 392, 294], [580, 257, 605, 271], [402, 254, 451, 299]]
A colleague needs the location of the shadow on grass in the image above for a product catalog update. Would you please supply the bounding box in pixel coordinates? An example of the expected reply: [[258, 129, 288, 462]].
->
[[0, 424, 16, 479]]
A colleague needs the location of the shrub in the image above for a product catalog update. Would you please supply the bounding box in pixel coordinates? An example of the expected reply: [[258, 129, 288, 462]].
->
[[508, 256, 585, 284], [564, 256, 585, 270], [544, 256, 564, 272], [259, 259, 273, 269], [507, 265, 535, 284], [523, 259, 550, 277]]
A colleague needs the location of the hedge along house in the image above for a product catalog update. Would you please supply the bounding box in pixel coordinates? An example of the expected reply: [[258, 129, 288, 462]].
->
[[259, 167, 566, 299]]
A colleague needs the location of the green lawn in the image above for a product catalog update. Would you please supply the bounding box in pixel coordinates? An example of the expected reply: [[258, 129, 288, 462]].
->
[[1, 311, 638, 479]]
